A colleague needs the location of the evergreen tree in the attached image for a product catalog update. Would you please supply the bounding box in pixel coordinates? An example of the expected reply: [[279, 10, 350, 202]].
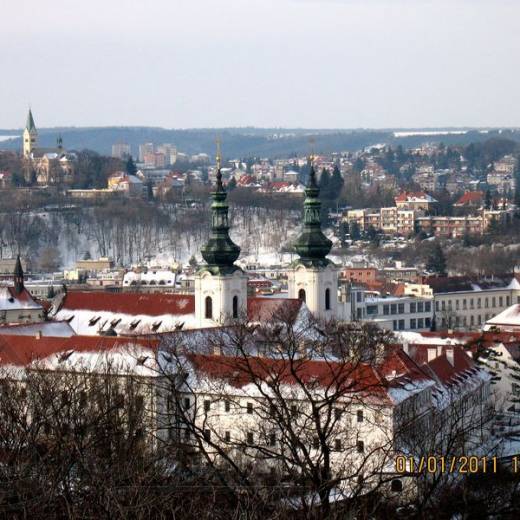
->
[[425, 242, 447, 275], [146, 180, 154, 200], [329, 165, 344, 199], [126, 157, 137, 176], [485, 189, 492, 210], [227, 177, 237, 191], [339, 221, 349, 247], [350, 221, 361, 241], [319, 168, 331, 199]]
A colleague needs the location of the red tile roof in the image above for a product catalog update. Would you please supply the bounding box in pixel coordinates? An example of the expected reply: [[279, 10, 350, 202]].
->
[[247, 298, 303, 323], [0, 334, 158, 367], [187, 354, 388, 396], [425, 349, 475, 384], [455, 191, 483, 206], [187, 348, 431, 403], [60, 291, 195, 316]]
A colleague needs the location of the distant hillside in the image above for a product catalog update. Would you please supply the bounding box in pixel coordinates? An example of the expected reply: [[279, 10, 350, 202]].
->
[[2, 127, 520, 159]]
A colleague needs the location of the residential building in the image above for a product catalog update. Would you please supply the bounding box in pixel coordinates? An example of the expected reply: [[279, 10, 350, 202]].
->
[[364, 295, 433, 332], [111, 143, 131, 159], [427, 276, 520, 331]]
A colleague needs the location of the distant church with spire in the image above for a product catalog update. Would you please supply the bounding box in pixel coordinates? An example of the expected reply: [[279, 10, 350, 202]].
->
[[22, 109, 76, 185]]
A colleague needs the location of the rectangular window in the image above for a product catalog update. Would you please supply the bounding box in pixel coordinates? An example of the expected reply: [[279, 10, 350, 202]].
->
[[269, 433, 276, 446], [410, 302, 417, 313], [247, 402, 253, 414], [425, 301, 431, 312], [485, 298, 489, 308], [456, 300, 459, 310], [183, 397, 190, 409], [448, 301, 452, 310], [417, 302, 424, 313], [507, 296, 511, 306], [225, 431, 231, 442], [435, 301, 439, 312], [442, 301, 446, 311], [398, 319, 405, 330], [366, 305, 378, 316], [418, 318, 424, 329], [470, 298, 474, 309], [462, 299, 467, 309], [204, 429, 211, 441], [204, 400, 211, 412], [478, 315, 482, 325], [225, 400, 231, 412], [334, 439, 342, 451], [357, 410, 364, 422], [334, 408, 342, 421], [357, 440, 365, 453], [398, 303, 405, 314], [291, 405, 298, 417], [410, 319, 416, 329], [247, 432, 254, 444], [390, 304, 397, 315], [425, 317, 431, 328], [383, 304, 390, 316], [492, 297, 496, 308], [313, 437, 320, 449], [477, 298, 481, 308], [392, 320, 397, 331]]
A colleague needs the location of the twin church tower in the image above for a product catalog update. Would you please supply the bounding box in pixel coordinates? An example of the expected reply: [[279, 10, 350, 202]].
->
[[195, 153, 339, 327]]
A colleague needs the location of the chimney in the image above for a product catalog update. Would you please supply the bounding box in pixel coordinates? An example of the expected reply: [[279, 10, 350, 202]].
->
[[427, 347, 437, 362], [446, 347, 454, 366], [35, 330, 42, 339]]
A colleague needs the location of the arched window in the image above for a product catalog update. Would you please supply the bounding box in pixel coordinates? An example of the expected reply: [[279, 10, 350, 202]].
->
[[205, 296, 213, 319], [298, 289, 306, 303], [232, 295, 238, 318], [325, 288, 331, 310]]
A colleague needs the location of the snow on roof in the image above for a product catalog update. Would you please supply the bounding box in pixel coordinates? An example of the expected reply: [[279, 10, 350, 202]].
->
[[0, 287, 42, 311], [123, 270, 176, 286], [485, 304, 520, 330], [0, 334, 159, 376], [395, 191, 436, 203], [0, 321, 75, 337], [397, 331, 467, 346], [54, 308, 198, 336]]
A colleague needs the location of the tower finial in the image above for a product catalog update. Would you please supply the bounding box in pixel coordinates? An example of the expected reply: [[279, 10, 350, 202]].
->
[[216, 135, 222, 171], [215, 135, 224, 192]]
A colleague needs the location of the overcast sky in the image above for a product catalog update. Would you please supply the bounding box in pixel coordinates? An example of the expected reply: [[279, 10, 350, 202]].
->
[[1, 0, 519, 129]]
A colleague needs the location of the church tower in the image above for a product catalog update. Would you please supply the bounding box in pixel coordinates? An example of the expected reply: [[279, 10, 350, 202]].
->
[[195, 148, 248, 327], [23, 109, 38, 157], [13, 255, 24, 295], [288, 164, 338, 321]]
